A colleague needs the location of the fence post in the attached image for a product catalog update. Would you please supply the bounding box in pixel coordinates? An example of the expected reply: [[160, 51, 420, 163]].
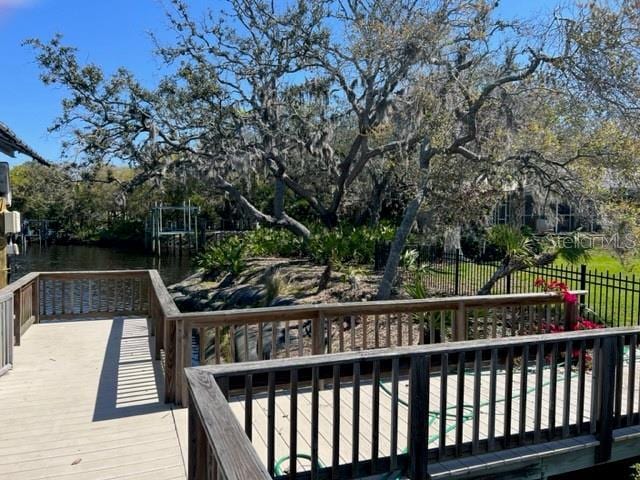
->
[[409, 355, 428, 479], [579, 264, 587, 306], [454, 249, 460, 296], [506, 273, 511, 294], [454, 301, 466, 341], [595, 336, 617, 463]]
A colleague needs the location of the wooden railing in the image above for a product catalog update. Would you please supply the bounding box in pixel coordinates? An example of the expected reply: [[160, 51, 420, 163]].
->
[[167, 291, 584, 405], [0, 269, 586, 414], [0, 290, 13, 376], [1, 270, 170, 375], [186, 326, 640, 480]]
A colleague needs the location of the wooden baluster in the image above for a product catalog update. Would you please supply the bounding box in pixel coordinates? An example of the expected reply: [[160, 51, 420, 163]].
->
[[362, 315, 368, 350], [311, 366, 320, 480], [472, 350, 481, 454], [455, 351, 465, 455], [351, 361, 361, 478], [628, 334, 637, 426], [504, 347, 514, 448], [289, 368, 298, 479], [488, 348, 498, 451], [438, 353, 448, 460], [534, 343, 544, 443], [215, 326, 221, 364], [371, 360, 380, 471], [409, 355, 428, 479], [244, 374, 253, 440], [267, 372, 276, 477], [390, 358, 399, 470], [548, 343, 559, 440], [332, 365, 341, 477], [271, 321, 277, 360], [518, 345, 529, 445], [562, 340, 572, 438]]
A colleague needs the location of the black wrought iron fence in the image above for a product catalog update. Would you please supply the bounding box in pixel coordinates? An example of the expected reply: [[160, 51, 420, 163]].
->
[[375, 243, 640, 327]]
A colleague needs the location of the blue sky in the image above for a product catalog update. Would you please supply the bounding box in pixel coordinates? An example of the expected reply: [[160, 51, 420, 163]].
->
[[0, 0, 557, 165]]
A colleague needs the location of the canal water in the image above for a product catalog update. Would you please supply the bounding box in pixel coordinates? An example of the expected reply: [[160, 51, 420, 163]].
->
[[9, 244, 195, 285]]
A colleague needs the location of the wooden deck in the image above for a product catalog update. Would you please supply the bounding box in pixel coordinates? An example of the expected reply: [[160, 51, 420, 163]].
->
[[0, 316, 187, 480]]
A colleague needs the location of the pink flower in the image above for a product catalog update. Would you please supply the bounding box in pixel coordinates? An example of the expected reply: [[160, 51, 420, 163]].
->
[[562, 291, 578, 304]]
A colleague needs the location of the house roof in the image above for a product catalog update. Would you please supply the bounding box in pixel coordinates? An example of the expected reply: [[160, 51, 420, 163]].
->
[[0, 122, 51, 166]]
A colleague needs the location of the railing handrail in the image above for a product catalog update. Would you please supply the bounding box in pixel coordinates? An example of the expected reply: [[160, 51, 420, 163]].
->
[[168, 290, 586, 324], [186, 368, 271, 480], [148, 269, 181, 317], [191, 324, 632, 378], [0, 271, 38, 296]]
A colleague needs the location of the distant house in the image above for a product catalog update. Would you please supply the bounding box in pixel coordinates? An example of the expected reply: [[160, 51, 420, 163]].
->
[[491, 186, 598, 233], [0, 122, 50, 166]]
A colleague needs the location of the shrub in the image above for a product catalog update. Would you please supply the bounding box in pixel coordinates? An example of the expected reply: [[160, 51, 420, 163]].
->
[[244, 228, 303, 258], [196, 236, 246, 276], [198, 223, 396, 276]]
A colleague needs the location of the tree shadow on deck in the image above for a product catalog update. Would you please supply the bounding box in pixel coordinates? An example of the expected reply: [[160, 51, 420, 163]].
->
[[91, 316, 168, 421]]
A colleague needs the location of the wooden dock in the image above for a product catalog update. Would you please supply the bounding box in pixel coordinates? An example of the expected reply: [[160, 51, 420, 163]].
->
[[3, 269, 635, 480], [0, 316, 187, 480]]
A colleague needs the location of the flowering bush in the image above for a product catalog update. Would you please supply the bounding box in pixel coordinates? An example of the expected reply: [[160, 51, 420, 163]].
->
[[535, 277, 604, 364], [534, 277, 578, 304]]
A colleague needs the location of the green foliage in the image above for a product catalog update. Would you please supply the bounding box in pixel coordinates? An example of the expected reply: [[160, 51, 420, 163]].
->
[[307, 223, 395, 266], [404, 271, 429, 299], [244, 228, 304, 258], [553, 234, 591, 264], [198, 223, 396, 275], [487, 225, 534, 260], [196, 236, 246, 276]]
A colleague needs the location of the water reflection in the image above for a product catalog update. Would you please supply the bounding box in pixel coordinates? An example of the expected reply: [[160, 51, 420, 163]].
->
[[10, 244, 194, 285]]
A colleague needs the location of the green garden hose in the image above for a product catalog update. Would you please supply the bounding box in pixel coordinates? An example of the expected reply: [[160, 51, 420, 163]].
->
[[274, 453, 324, 476]]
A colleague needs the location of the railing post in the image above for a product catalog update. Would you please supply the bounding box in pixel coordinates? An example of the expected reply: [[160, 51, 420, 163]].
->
[[564, 300, 578, 331], [181, 319, 192, 407], [33, 277, 39, 324], [312, 312, 324, 355], [164, 318, 176, 404], [506, 273, 512, 294], [454, 301, 466, 341], [13, 288, 21, 346], [454, 248, 460, 296], [409, 354, 428, 479], [175, 319, 185, 406], [188, 391, 207, 480], [595, 336, 617, 463]]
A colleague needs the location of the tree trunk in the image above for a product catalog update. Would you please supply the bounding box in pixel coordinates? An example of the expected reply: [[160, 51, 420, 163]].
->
[[477, 259, 511, 295], [376, 189, 425, 300], [477, 251, 558, 295]]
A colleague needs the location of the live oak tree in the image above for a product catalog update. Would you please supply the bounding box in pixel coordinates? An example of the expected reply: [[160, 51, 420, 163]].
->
[[377, 0, 640, 298], [27, 0, 640, 296]]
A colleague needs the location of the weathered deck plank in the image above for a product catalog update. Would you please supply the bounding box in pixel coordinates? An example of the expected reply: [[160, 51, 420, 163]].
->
[[0, 317, 186, 480]]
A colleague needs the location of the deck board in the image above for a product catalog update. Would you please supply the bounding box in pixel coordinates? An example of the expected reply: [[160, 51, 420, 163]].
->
[[0, 317, 187, 480]]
